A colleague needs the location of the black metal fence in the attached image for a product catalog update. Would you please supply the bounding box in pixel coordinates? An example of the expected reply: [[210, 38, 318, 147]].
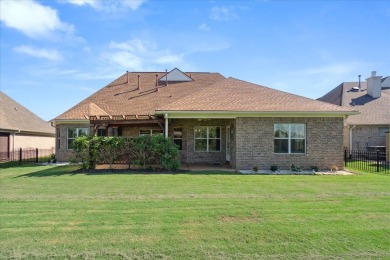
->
[[7, 148, 55, 163], [344, 149, 389, 173]]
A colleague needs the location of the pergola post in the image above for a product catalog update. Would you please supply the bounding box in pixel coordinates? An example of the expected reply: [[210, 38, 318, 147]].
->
[[164, 114, 168, 138]]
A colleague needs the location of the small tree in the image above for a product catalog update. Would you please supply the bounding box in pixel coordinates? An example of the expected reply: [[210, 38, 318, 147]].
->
[[70, 136, 91, 169], [151, 135, 180, 170], [132, 135, 155, 168]]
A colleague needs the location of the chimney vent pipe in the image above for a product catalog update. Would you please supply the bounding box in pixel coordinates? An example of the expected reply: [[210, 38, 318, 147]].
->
[[358, 75, 361, 89], [165, 69, 168, 86], [137, 74, 140, 90], [155, 74, 159, 91]]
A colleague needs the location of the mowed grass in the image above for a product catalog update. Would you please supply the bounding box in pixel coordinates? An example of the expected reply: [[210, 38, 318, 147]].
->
[[346, 160, 390, 173], [0, 165, 389, 259]]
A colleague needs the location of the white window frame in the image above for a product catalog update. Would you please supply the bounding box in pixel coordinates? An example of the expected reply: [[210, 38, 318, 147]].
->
[[139, 129, 164, 136], [173, 127, 183, 150], [274, 124, 306, 154], [194, 126, 221, 152], [67, 127, 89, 150]]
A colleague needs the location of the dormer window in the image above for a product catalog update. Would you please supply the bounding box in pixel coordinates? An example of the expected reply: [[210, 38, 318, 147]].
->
[[158, 68, 194, 84]]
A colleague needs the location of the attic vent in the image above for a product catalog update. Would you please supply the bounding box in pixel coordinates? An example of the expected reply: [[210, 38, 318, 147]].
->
[[351, 87, 359, 92], [158, 68, 193, 83]]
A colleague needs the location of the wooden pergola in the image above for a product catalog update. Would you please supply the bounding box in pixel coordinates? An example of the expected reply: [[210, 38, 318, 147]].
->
[[86, 114, 165, 136]]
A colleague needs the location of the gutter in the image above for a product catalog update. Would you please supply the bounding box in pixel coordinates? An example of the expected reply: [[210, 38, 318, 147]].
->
[[155, 110, 359, 119]]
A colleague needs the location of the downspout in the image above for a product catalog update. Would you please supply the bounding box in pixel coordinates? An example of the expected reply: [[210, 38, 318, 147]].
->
[[13, 130, 20, 160], [349, 125, 356, 151], [164, 114, 168, 138]]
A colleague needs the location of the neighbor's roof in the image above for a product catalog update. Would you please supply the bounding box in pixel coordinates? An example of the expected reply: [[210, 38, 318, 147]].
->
[[0, 91, 55, 134], [55, 69, 357, 121], [318, 82, 390, 125], [157, 77, 356, 114]]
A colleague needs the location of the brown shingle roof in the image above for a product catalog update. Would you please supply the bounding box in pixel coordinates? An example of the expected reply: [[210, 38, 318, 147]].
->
[[55, 71, 356, 120], [55, 71, 225, 120], [157, 77, 356, 113], [0, 91, 55, 134], [318, 82, 390, 125]]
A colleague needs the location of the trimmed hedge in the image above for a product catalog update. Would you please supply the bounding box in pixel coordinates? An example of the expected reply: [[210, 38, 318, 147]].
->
[[70, 135, 180, 171]]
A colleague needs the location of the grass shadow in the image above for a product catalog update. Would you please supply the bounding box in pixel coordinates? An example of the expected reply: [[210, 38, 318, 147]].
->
[[15, 165, 81, 178], [0, 161, 47, 169], [77, 169, 240, 176]]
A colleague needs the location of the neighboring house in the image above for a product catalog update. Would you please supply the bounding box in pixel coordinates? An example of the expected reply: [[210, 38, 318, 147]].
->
[[52, 68, 356, 170], [318, 71, 390, 151], [0, 91, 55, 161]]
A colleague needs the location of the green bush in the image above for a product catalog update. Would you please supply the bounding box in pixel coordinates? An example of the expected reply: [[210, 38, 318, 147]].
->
[[290, 164, 302, 172], [70, 135, 180, 171]]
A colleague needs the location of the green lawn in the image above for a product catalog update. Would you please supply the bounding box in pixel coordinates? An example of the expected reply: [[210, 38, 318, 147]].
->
[[0, 165, 389, 259], [346, 160, 390, 173]]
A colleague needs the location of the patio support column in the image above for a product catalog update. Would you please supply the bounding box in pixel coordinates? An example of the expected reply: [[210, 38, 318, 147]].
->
[[164, 113, 168, 138]]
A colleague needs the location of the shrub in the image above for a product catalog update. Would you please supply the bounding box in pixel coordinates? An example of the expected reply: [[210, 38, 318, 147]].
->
[[70, 135, 180, 171], [311, 165, 319, 172], [290, 164, 301, 172], [270, 165, 279, 172], [252, 166, 258, 172], [69, 136, 92, 169]]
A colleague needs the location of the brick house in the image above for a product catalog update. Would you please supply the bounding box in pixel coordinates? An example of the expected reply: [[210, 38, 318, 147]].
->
[[318, 71, 390, 151], [52, 68, 356, 170], [0, 91, 55, 161]]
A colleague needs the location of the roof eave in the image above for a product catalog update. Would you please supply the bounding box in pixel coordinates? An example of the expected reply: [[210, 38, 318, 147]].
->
[[156, 110, 359, 119], [51, 119, 90, 126]]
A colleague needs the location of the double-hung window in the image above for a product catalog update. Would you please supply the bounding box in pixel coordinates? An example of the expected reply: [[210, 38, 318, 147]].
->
[[194, 126, 221, 152], [67, 128, 89, 150], [274, 124, 306, 154], [173, 128, 183, 150]]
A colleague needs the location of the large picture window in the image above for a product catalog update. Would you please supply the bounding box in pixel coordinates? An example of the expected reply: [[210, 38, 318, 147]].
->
[[274, 124, 305, 154], [67, 127, 89, 150], [194, 126, 221, 152]]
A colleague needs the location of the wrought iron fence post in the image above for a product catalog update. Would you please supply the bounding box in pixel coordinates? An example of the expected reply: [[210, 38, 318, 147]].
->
[[344, 148, 348, 167], [36, 148, 39, 163], [19, 148, 22, 164], [376, 150, 380, 172]]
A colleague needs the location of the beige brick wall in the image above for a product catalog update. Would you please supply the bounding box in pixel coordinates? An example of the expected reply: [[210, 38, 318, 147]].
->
[[10, 134, 54, 150], [235, 117, 345, 171], [350, 125, 388, 150], [169, 119, 235, 166], [55, 124, 90, 162], [56, 117, 345, 170]]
